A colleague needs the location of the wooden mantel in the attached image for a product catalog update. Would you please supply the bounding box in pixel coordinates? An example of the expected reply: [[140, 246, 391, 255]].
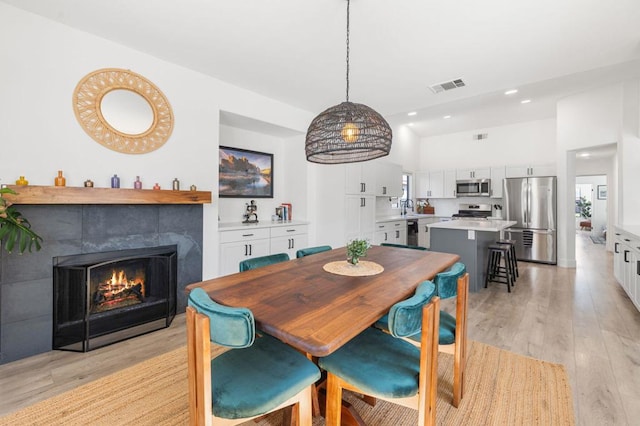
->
[[3, 185, 212, 205]]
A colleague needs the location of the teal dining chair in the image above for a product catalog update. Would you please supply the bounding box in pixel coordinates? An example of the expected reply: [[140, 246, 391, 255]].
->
[[296, 245, 332, 258], [186, 288, 320, 425], [374, 262, 469, 407], [318, 281, 440, 426], [239, 253, 290, 272]]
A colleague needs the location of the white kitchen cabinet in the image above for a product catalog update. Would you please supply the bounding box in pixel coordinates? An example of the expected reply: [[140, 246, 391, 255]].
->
[[219, 227, 271, 276], [613, 228, 640, 311], [490, 166, 506, 198], [417, 169, 456, 199], [417, 217, 439, 248], [456, 168, 491, 180], [346, 163, 376, 195], [415, 172, 430, 198], [505, 163, 556, 178], [376, 162, 403, 197], [374, 220, 407, 245], [345, 194, 375, 242], [270, 225, 309, 259]]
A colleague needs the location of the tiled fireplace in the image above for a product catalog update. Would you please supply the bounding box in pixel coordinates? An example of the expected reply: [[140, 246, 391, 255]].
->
[[0, 202, 204, 364]]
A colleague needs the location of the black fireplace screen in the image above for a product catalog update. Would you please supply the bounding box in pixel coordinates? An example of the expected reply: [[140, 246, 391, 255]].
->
[[53, 245, 177, 352]]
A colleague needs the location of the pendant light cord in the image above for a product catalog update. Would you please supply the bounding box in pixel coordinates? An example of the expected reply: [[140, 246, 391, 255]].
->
[[346, 0, 350, 102]]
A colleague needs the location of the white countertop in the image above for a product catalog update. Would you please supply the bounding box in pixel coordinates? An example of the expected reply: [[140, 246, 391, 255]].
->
[[427, 219, 517, 232], [376, 214, 446, 223], [615, 225, 640, 240], [219, 220, 309, 231]]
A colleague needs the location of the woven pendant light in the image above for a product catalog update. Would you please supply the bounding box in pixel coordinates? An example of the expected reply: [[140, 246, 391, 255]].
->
[[305, 0, 392, 164]]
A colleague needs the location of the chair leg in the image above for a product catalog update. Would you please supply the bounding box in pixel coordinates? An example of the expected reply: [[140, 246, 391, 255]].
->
[[325, 373, 343, 426]]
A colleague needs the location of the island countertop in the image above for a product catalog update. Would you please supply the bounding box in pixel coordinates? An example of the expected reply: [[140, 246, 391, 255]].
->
[[427, 219, 516, 232]]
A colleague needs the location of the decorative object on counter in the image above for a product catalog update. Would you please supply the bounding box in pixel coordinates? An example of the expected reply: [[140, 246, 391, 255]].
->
[[172, 178, 180, 191], [15, 176, 28, 186], [110, 174, 120, 188], [280, 203, 292, 221], [72, 68, 174, 154], [346, 238, 371, 265], [134, 176, 142, 189], [84, 179, 94, 188], [190, 185, 197, 191], [219, 146, 274, 198], [153, 183, 161, 190], [275, 206, 283, 221], [305, 0, 391, 164], [242, 200, 259, 223], [54, 170, 66, 187], [0, 187, 43, 254]]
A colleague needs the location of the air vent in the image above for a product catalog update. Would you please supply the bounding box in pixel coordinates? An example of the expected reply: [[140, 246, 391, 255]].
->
[[472, 133, 488, 140], [429, 78, 466, 94]]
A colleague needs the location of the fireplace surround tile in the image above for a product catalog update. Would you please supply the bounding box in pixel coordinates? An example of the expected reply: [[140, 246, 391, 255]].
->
[[0, 204, 203, 364]]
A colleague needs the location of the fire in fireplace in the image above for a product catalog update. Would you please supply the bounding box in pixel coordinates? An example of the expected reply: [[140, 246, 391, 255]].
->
[[53, 245, 177, 352]]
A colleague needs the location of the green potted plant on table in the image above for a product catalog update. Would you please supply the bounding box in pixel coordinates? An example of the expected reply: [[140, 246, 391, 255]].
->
[[346, 238, 370, 265], [0, 187, 43, 254]]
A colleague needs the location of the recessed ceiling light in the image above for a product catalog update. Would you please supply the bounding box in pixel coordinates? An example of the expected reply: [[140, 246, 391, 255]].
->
[[407, 111, 417, 116], [505, 89, 518, 95], [579, 152, 590, 158], [443, 115, 452, 119], [521, 99, 531, 104], [408, 123, 414, 126]]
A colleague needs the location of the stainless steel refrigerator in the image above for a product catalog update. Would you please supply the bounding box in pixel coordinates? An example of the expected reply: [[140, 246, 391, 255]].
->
[[503, 176, 557, 264]]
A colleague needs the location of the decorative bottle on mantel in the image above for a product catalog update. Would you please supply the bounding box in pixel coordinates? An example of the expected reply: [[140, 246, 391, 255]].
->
[[54, 170, 66, 187], [111, 174, 120, 188], [15, 176, 28, 186], [134, 176, 142, 189]]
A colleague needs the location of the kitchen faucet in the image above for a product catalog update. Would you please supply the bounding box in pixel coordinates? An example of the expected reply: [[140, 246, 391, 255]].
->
[[401, 199, 414, 215]]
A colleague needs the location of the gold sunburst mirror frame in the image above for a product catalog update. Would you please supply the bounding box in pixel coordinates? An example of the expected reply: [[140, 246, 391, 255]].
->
[[73, 68, 174, 154]]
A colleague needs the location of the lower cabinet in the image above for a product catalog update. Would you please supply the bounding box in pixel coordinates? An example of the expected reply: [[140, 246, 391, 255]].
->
[[219, 224, 308, 276], [270, 225, 309, 260], [374, 220, 407, 245], [417, 218, 439, 249], [613, 228, 640, 312]]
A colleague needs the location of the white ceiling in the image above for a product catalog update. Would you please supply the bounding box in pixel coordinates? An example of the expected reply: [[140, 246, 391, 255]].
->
[[4, 0, 640, 137]]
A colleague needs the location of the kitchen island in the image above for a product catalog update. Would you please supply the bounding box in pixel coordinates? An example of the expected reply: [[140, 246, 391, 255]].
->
[[427, 219, 516, 292]]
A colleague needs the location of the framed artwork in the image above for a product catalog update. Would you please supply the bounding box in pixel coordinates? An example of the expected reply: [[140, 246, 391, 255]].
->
[[219, 146, 274, 198], [597, 185, 607, 200]]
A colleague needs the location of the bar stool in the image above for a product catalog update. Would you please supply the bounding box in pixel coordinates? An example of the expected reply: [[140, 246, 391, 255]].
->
[[496, 239, 519, 282], [485, 244, 515, 292]]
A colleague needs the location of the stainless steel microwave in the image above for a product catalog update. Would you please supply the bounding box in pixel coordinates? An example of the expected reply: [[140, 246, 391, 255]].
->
[[456, 179, 491, 197]]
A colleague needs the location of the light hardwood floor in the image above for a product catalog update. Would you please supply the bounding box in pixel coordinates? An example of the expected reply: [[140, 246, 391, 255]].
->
[[0, 232, 638, 425]]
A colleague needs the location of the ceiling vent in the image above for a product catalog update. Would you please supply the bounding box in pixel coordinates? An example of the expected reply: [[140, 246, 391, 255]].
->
[[472, 133, 488, 140], [429, 78, 466, 94]]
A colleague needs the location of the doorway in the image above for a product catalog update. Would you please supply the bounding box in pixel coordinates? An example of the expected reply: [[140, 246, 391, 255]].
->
[[575, 175, 607, 243]]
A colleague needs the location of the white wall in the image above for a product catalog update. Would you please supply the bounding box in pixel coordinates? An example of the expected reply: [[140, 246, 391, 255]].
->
[[418, 119, 557, 170], [0, 4, 314, 279]]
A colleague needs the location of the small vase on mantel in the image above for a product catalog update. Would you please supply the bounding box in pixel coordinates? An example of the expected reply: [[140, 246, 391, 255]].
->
[[15, 176, 28, 186], [54, 170, 66, 187]]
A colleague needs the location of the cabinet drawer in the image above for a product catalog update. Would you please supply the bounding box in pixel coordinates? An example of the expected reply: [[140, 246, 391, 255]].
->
[[220, 227, 271, 243], [270, 225, 308, 238]]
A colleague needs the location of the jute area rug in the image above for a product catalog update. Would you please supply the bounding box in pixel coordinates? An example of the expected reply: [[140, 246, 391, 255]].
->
[[0, 340, 574, 425]]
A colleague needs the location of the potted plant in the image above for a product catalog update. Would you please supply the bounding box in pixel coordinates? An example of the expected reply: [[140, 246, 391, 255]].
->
[[346, 238, 370, 265], [0, 187, 43, 254]]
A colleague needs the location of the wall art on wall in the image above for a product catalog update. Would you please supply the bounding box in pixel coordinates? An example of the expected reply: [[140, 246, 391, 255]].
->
[[219, 146, 274, 198], [597, 185, 607, 200]]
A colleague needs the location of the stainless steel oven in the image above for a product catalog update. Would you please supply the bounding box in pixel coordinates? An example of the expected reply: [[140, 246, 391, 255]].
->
[[456, 179, 491, 197]]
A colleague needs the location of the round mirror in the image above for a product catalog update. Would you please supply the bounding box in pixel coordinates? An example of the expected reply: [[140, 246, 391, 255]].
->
[[100, 89, 154, 135], [73, 68, 174, 154]]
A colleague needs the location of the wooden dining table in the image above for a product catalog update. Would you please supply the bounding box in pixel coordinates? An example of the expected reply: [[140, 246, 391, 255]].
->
[[186, 245, 459, 424], [186, 245, 459, 357]]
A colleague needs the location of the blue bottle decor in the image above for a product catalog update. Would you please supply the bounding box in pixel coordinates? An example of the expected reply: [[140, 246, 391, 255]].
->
[[111, 174, 120, 188]]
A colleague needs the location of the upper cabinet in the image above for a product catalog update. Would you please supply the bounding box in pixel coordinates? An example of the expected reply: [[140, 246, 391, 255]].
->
[[505, 163, 556, 178], [376, 163, 403, 197], [490, 166, 506, 198], [345, 164, 376, 195], [416, 169, 456, 198], [456, 168, 491, 180]]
